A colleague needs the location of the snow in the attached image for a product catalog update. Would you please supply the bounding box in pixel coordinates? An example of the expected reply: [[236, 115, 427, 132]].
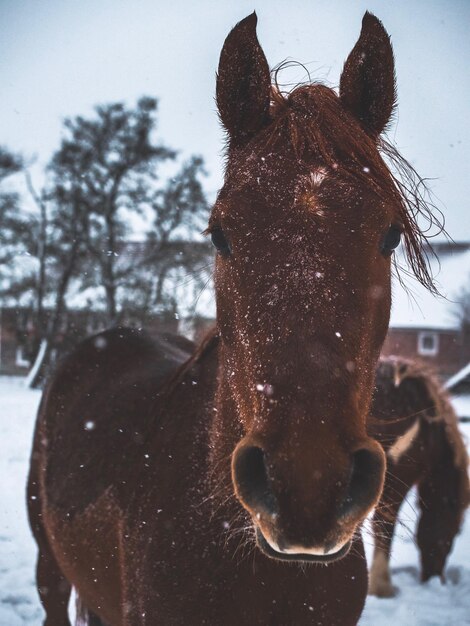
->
[[446, 364, 470, 391], [361, 485, 470, 625], [1, 377, 469, 625], [451, 394, 470, 422], [0, 378, 42, 625]]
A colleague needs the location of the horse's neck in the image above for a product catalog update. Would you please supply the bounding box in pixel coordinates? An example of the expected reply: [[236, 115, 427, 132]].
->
[[157, 338, 242, 516]]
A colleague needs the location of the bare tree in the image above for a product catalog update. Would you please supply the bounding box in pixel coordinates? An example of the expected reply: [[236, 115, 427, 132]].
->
[[140, 155, 212, 316], [1, 101, 213, 386], [0, 147, 25, 267], [55, 97, 175, 325]]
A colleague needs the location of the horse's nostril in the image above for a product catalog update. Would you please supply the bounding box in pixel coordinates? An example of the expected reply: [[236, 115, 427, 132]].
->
[[339, 447, 385, 518], [232, 445, 278, 516]]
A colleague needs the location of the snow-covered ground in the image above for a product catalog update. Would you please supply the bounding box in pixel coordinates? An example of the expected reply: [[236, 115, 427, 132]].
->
[[0, 378, 43, 625], [1, 377, 469, 625]]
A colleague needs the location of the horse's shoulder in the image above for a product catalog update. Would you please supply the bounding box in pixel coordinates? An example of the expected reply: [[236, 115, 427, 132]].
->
[[39, 327, 197, 514]]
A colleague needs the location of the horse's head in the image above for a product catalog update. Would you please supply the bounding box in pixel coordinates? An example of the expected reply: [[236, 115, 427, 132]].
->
[[370, 358, 434, 424], [210, 13, 429, 563]]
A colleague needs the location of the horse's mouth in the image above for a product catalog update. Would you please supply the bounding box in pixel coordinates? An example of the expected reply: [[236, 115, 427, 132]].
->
[[255, 527, 352, 564]]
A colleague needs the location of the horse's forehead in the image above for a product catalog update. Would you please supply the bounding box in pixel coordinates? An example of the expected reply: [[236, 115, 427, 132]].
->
[[220, 160, 374, 225], [226, 151, 298, 190], [223, 154, 331, 207]]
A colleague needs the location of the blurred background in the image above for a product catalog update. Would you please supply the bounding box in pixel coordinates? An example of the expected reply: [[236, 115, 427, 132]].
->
[[0, 0, 469, 387], [0, 3, 470, 626]]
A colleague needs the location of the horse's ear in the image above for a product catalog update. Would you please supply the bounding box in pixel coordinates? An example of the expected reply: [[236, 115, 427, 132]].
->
[[216, 13, 271, 148], [339, 12, 396, 138], [394, 362, 409, 387]]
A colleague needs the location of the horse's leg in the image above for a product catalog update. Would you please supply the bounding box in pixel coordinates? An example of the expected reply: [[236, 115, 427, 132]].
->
[[28, 454, 72, 626], [87, 612, 106, 626], [368, 477, 409, 598], [417, 427, 468, 583], [37, 547, 72, 626], [368, 505, 399, 597], [76, 598, 106, 626]]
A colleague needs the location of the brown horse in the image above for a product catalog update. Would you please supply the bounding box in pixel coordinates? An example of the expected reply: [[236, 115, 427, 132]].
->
[[28, 13, 438, 626], [368, 357, 469, 597]]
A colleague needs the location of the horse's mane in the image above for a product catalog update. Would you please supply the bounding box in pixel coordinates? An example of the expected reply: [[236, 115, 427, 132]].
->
[[262, 81, 444, 294], [162, 326, 220, 398], [379, 355, 469, 477]]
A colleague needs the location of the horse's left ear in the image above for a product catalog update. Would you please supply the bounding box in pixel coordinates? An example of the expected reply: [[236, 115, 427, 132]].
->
[[216, 13, 271, 148], [339, 12, 396, 138], [394, 363, 408, 387]]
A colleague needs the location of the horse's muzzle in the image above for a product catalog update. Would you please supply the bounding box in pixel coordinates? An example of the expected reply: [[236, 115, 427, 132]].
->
[[231, 437, 385, 561]]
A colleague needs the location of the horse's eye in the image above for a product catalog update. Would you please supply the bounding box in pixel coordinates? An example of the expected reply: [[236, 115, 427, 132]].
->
[[380, 224, 402, 257], [211, 227, 231, 257]]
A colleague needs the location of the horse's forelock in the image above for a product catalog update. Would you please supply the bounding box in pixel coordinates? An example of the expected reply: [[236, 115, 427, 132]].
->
[[265, 82, 445, 294]]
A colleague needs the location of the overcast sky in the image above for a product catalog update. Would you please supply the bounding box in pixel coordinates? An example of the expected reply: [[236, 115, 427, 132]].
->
[[1, 0, 468, 239]]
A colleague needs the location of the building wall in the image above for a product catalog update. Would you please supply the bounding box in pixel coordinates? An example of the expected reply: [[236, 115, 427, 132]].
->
[[382, 328, 469, 380], [0, 307, 207, 377], [0, 308, 32, 376]]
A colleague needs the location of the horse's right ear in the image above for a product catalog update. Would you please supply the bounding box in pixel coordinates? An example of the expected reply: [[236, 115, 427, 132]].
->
[[216, 13, 271, 148]]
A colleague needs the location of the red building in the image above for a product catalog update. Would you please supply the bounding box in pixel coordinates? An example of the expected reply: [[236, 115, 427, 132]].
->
[[381, 242, 470, 380], [0, 305, 203, 377]]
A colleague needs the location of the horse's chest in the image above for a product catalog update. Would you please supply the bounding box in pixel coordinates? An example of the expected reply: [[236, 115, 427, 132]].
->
[[121, 509, 368, 625]]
